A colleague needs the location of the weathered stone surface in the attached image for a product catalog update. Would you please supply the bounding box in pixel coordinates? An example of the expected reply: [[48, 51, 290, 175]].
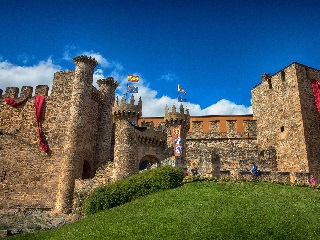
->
[[252, 63, 320, 181]]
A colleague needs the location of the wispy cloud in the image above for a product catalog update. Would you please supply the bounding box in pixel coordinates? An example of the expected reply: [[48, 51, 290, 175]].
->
[[0, 51, 252, 117], [17, 53, 35, 65], [159, 73, 177, 82]]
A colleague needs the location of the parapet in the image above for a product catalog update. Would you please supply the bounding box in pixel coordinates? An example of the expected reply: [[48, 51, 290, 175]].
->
[[1, 85, 49, 99], [73, 55, 98, 69], [164, 104, 190, 130], [97, 77, 119, 94], [113, 95, 142, 121], [35, 85, 49, 96]]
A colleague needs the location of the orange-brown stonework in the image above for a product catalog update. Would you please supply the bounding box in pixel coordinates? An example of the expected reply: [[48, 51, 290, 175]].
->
[[0, 56, 318, 213]]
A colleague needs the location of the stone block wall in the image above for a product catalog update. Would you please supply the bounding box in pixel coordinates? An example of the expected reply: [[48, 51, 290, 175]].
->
[[252, 63, 320, 181], [0, 56, 118, 213], [296, 65, 320, 180], [185, 118, 277, 178], [0, 70, 74, 210]]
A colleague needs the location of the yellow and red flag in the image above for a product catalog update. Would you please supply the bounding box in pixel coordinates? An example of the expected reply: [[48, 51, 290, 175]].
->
[[128, 74, 139, 82]]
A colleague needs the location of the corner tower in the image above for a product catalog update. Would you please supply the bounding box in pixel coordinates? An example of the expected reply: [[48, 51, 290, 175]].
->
[[112, 95, 142, 180], [96, 77, 118, 168], [252, 63, 320, 181], [56, 55, 98, 213]]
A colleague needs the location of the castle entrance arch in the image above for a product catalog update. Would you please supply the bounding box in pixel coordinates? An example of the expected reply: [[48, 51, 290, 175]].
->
[[139, 155, 160, 171]]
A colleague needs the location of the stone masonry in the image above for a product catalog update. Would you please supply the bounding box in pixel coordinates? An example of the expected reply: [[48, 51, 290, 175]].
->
[[252, 63, 320, 182], [0, 56, 319, 215]]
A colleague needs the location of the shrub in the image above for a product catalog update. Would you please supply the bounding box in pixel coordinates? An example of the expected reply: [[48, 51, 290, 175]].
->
[[84, 166, 184, 215]]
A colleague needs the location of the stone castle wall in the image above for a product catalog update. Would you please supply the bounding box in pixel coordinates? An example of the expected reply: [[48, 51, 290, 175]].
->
[[185, 118, 277, 177], [0, 71, 74, 210], [296, 65, 320, 180], [252, 63, 320, 181], [0, 56, 118, 212]]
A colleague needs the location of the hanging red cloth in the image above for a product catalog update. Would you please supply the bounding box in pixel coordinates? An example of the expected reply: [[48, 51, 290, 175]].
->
[[4, 97, 28, 107], [34, 96, 48, 152], [311, 79, 320, 112]]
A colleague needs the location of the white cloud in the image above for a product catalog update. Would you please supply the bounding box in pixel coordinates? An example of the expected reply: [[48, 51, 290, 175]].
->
[[80, 51, 109, 68], [112, 73, 252, 117], [0, 52, 252, 117], [0, 58, 61, 93]]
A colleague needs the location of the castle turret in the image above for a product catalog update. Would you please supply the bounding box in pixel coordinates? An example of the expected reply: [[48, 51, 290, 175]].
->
[[96, 77, 118, 168], [56, 55, 98, 213], [112, 95, 142, 180], [164, 104, 190, 168]]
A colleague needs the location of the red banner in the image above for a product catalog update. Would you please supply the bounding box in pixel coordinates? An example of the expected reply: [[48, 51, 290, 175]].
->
[[5, 97, 28, 107], [34, 96, 48, 152], [311, 79, 320, 112], [171, 125, 182, 156]]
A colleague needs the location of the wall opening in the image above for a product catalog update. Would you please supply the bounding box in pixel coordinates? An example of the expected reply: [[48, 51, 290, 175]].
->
[[139, 155, 160, 171], [139, 160, 150, 171], [280, 70, 285, 81], [280, 126, 284, 132], [82, 160, 91, 179], [268, 78, 273, 89]]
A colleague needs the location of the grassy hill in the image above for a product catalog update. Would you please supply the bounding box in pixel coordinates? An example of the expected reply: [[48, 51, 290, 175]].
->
[[11, 181, 320, 240]]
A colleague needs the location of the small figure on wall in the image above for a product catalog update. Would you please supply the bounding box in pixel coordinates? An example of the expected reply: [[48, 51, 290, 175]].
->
[[251, 162, 260, 178]]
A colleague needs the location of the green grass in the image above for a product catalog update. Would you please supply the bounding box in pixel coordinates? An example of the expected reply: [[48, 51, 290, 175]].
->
[[11, 181, 320, 240]]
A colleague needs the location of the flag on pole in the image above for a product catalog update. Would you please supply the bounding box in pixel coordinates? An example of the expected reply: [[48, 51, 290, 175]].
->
[[128, 74, 139, 82], [127, 85, 138, 93], [178, 96, 187, 102], [178, 84, 186, 95]]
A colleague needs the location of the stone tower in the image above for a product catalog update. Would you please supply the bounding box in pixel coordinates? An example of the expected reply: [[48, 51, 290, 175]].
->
[[56, 55, 98, 213], [252, 63, 320, 181], [96, 77, 118, 168], [112, 95, 142, 180], [164, 104, 190, 168]]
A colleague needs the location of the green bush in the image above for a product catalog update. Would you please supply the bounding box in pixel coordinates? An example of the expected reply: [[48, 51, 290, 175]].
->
[[84, 166, 184, 215]]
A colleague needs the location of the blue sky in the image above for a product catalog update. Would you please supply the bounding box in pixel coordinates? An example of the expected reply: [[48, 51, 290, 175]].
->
[[1, 0, 320, 116]]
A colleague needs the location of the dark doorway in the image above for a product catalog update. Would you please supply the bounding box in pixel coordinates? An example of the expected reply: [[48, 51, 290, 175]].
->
[[82, 160, 91, 179]]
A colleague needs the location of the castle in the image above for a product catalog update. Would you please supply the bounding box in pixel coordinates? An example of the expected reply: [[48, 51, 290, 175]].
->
[[0, 55, 320, 214]]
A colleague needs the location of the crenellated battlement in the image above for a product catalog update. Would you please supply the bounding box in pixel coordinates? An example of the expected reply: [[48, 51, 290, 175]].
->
[[0, 85, 50, 101], [136, 127, 166, 146], [73, 55, 98, 68], [97, 77, 119, 92], [112, 95, 142, 121], [164, 104, 190, 132]]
